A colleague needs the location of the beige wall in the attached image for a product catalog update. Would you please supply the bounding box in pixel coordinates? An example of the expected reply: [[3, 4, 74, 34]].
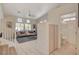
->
[[48, 3, 78, 47], [2, 16, 16, 40], [0, 4, 4, 33]]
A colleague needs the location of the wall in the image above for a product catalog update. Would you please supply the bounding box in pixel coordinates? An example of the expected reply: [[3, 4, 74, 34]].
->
[[2, 16, 16, 41], [77, 4, 79, 54], [0, 4, 4, 33], [36, 22, 49, 54], [36, 14, 48, 24], [48, 3, 78, 47], [31, 14, 49, 54]]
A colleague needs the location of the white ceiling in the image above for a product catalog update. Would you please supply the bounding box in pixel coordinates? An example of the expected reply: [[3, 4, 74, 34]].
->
[[2, 3, 59, 19]]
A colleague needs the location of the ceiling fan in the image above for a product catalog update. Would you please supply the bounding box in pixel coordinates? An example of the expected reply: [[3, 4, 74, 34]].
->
[[17, 10, 35, 19], [26, 10, 35, 19]]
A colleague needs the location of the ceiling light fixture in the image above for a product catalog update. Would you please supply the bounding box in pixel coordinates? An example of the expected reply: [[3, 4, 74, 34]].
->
[[44, 20, 47, 22], [40, 21, 43, 23]]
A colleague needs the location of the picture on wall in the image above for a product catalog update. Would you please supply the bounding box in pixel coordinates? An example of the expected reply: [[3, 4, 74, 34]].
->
[[7, 21, 12, 28]]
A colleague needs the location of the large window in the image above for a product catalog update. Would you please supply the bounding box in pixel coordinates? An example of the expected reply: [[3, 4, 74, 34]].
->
[[16, 23, 24, 31], [61, 12, 76, 23], [15, 18, 31, 31], [25, 24, 31, 31]]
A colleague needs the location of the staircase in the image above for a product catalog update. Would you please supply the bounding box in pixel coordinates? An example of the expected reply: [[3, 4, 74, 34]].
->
[[0, 42, 17, 55]]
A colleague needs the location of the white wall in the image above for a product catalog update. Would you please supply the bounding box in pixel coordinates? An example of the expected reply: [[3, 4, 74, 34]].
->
[[36, 22, 49, 54], [2, 16, 16, 40], [30, 14, 49, 54]]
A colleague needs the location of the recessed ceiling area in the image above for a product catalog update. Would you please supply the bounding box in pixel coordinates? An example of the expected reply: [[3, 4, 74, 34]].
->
[[2, 3, 59, 19]]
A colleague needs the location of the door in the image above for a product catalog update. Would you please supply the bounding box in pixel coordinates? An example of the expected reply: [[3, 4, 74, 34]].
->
[[49, 24, 58, 53]]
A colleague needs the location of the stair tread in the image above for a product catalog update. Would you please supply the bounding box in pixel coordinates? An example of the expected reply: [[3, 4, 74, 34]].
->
[[0, 44, 17, 55], [0, 44, 8, 55], [9, 47, 17, 55]]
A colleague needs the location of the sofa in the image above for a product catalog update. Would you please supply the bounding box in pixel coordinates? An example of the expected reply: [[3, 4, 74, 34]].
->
[[16, 31, 37, 38]]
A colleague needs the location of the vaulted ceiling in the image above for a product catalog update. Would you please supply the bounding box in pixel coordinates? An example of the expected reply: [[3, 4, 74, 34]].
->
[[2, 3, 59, 19]]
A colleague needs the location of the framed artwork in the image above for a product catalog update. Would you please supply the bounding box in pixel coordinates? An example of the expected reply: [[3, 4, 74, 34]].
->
[[7, 21, 12, 28]]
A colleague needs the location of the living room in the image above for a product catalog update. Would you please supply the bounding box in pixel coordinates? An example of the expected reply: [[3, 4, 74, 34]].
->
[[0, 3, 79, 55]]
